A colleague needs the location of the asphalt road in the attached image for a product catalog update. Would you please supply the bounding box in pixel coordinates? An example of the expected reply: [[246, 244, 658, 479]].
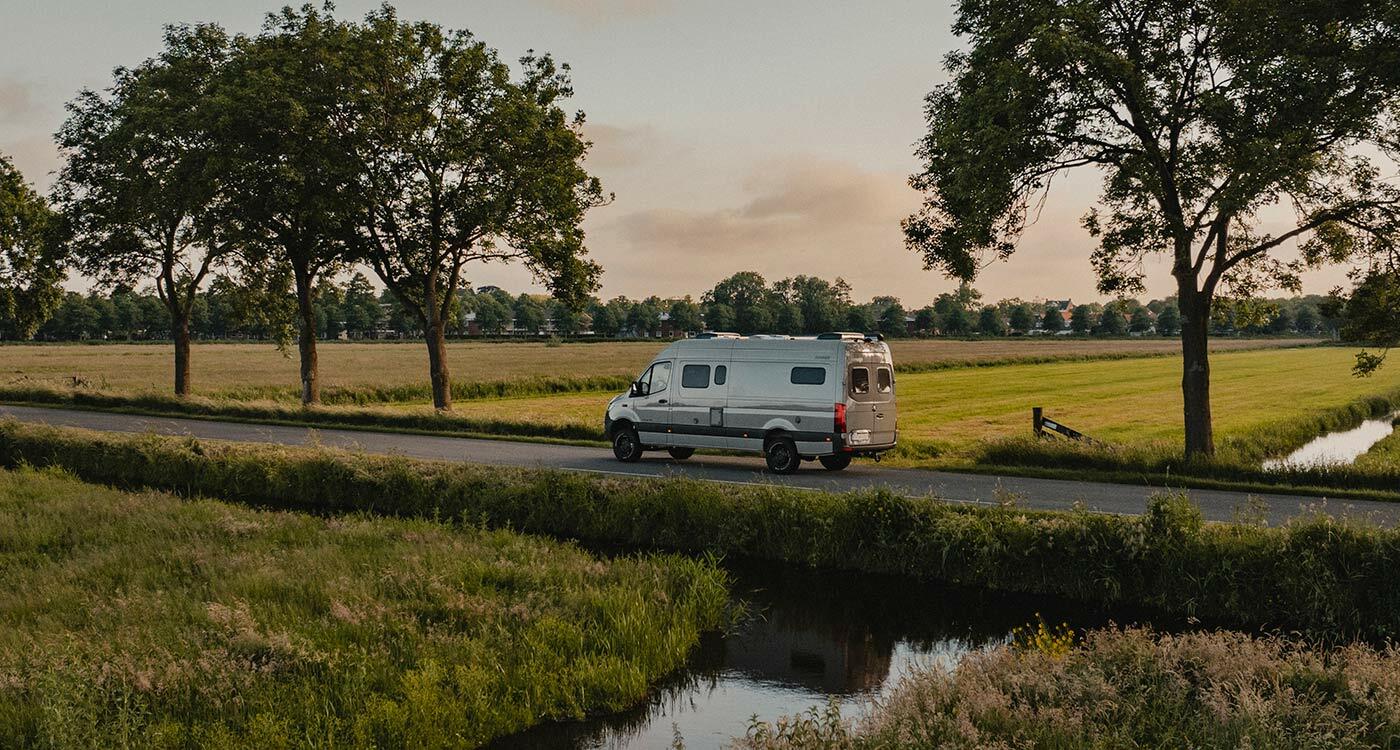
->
[[3, 403, 1396, 526]]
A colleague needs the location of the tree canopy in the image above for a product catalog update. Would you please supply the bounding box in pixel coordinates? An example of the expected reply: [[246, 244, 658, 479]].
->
[[0, 154, 64, 340], [906, 0, 1400, 455]]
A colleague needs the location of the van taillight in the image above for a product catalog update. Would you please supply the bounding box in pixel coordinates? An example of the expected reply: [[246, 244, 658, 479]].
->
[[834, 403, 846, 434]]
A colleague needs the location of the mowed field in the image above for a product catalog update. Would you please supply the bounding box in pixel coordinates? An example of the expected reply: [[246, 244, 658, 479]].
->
[[3, 337, 1321, 395], [438, 347, 1400, 455]]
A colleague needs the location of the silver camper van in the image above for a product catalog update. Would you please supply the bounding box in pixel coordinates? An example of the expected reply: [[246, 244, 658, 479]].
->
[[603, 333, 897, 473]]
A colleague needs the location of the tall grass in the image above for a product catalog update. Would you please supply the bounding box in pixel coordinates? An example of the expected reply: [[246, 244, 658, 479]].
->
[[736, 627, 1400, 750], [0, 383, 600, 441], [210, 374, 633, 405], [0, 466, 729, 748], [6, 421, 1400, 639]]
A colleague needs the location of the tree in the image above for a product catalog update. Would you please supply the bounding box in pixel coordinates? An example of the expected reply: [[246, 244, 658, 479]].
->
[[1157, 304, 1181, 336], [56, 23, 233, 395], [913, 306, 938, 336], [879, 303, 907, 339], [1295, 305, 1319, 334], [703, 302, 734, 332], [214, 5, 361, 404], [774, 275, 851, 334], [1096, 306, 1127, 336], [514, 293, 546, 334], [345, 8, 606, 409], [844, 304, 875, 333], [905, 0, 1400, 457], [705, 272, 775, 334], [667, 297, 704, 334], [1330, 266, 1400, 375], [472, 293, 511, 335], [1008, 304, 1034, 334], [977, 305, 1005, 335], [1070, 305, 1093, 335], [1268, 307, 1293, 334], [341, 272, 382, 337], [589, 299, 621, 337], [943, 305, 972, 335], [1130, 307, 1154, 334], [1040, 306, 1064, 334], [0, 154, 65, 340]]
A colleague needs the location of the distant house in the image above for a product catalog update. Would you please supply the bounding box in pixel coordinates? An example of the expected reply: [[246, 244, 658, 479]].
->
[[474, 285, 502, 295], [1045, 299, 1074, 327]]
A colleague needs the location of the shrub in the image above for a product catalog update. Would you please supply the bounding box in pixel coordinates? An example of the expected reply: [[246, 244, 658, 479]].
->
[[737, 628, 1400, 750]]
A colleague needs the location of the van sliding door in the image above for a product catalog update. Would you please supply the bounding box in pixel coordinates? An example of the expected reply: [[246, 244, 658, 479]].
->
[[670, 362, 729, 448]]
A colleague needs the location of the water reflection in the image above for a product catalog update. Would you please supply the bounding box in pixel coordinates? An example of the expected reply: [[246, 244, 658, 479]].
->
[[491, 562, 1126, 750], [1264, 411, 1399, 470]]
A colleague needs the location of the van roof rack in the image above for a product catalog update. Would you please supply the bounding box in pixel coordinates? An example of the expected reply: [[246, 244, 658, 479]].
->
[[816, 331, 883, 342], [694, 331, 742, 339]]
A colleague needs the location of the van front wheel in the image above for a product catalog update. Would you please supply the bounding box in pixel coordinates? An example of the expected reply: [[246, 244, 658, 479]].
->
[[667, 447, 695, 460], [765, 437, 800, 475], [612, 426, 643, 463], [819, 454, 852, 471]]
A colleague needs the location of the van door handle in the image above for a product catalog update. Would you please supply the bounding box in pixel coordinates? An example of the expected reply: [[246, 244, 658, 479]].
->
[[658, 399, 668, 404]]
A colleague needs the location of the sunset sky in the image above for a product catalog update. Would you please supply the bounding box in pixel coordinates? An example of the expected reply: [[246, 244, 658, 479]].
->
[[0, 0, 1355, 305]]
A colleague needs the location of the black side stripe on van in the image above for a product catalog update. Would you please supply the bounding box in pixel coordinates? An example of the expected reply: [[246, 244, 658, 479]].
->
[[633, 422, 835, 443]]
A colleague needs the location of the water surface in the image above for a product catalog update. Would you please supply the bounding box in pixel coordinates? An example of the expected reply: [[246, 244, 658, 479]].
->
[[1264, 411, 1399, 470], [491, 563, 1140, 749]]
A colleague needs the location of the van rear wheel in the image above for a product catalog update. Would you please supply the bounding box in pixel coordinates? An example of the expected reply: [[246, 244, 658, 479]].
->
[[612, 426, 643, 463], [819, 454, 852, 471], [667, 447, 695, 460], [764, 437, 800, 475]]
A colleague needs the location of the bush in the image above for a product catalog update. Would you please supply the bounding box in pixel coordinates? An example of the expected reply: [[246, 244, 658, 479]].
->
[[737, 627, 1400, 749], [5, 421, 1400, 639]]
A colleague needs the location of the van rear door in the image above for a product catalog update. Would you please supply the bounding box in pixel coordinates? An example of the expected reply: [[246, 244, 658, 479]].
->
[[846, 363, 896, 447]]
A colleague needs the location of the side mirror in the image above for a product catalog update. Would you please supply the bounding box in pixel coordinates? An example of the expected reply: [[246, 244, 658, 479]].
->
[[630, 381, 643, 397]]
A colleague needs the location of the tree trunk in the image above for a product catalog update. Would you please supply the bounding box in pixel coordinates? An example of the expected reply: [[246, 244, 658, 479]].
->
[[294, 270, 321, 406], [173, 313, 192, 397], [426, 314, 452, 410], [1178, 289, 1214, 458]]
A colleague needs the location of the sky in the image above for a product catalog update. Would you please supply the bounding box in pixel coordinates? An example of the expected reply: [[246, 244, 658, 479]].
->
[[0, 0, 1358, 306]]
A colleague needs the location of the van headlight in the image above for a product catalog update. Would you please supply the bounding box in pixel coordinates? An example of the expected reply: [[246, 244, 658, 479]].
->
[[847, 430, 871, 445]]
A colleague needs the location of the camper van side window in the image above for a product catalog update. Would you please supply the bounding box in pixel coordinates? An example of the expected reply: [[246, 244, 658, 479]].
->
[[850, 367, 870, 395], [682, 364, 710, 388], [790, 367, 826, 385], [714, 365, 727, 385], [877, 367, 893, 393]]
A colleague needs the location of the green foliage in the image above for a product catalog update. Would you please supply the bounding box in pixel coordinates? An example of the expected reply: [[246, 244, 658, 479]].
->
[[0, 154, 64, 341], [7, 422, 1400, 639], [738, 628, 1400, 749], [1332, 267, 1399, 376], [0, 466, 728, 747]]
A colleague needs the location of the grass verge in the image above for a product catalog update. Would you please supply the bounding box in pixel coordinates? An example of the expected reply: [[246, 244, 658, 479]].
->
[[5, 421, 1400, 640], [0, 466, 728, 748], [736, 627, 1400, 750], [0, 383, 601, 442], [970, 388, 1400, 493]]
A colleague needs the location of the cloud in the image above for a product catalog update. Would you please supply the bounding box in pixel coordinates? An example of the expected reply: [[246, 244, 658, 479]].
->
[[0, 79, 37, 124], [589, 157, 928, 297], [526, 0, 673, 23], [582, 123, 671, 170]]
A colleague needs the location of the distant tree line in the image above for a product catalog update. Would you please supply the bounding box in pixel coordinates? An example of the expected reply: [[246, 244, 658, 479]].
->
[[22, 268, 1340, 345]]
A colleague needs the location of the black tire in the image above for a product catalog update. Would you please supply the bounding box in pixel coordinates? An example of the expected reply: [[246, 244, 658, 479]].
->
[[667, 447, 695, 460], [819, 453, 852, 471], [612, 425, 643, 462], [764, 436, 800, 474]]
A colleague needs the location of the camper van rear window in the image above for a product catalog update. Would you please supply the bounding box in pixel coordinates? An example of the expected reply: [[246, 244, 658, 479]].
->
[[877, 367, 893, 393], [682, 364, 710, 388], [850, 367, 870, 394], [790, 367, 826, 385]]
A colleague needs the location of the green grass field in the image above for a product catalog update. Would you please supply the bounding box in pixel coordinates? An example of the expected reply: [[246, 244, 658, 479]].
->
[[3, 337, 1318, 396], [433, 347, 1400, 459], [0, 466, 728, 748]]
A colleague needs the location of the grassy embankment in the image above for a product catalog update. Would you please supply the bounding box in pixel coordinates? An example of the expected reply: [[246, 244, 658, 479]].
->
[[0, 466, 728, 747], [737, 627, 1400, 750], [6, 421, 1400, 640]]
